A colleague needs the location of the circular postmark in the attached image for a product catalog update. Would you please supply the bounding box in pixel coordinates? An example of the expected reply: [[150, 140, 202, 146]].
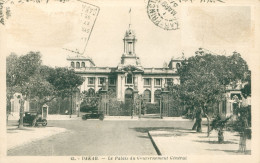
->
[[147, 0, 179, 30]]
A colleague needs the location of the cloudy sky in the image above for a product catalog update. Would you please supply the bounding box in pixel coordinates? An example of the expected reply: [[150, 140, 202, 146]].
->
[[2, 0, 254, 69]]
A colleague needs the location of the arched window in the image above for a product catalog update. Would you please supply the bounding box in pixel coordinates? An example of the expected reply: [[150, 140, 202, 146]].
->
[[76, 62, 80, 68], [81, 62, 85, 68], [71, 62, 75, 68], [143, 90, 151, 103]]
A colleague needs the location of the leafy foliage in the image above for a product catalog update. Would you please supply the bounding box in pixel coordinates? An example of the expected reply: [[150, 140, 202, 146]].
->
[[6, 52, 84, 114], [46, 67, 84, 98], [80, 89, 100, 112], [178, 51, 250, 112], [241, 71, 251, 98], [178, 53, 226, 110], [176, 49, 250, 134], [231, 106, 251, 133], [211, 115, 231, 131]]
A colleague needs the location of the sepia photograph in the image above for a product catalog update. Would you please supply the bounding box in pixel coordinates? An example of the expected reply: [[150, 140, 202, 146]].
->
[[0, 0, 259, 162]]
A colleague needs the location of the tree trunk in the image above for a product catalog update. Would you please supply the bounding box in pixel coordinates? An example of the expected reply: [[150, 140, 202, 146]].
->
[[192, 120, 197, 130], [18, 99, 25, 129], [239, 132, 247, 153], [194, 107, 202, 132], [218, 130, 224, 143], [205, 114, 210, 137], [58, 97, 61, 114], [197, 118, 202, 132], [207, 117, 210, 137]]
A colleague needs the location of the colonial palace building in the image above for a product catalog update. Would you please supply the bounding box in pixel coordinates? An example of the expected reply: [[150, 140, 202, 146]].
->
[[8, 27, 249, 118], [67, 26, 183, 104]]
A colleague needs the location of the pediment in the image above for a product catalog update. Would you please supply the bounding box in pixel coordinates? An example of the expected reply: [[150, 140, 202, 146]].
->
[[117, 65, 144, 73]]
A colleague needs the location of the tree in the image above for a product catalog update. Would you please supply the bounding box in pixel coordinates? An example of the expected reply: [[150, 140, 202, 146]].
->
[[47, 67, 84, 117], [178, 49, 250, 137], [231, 106, 251, 153], [167, 84, 184, 117], [178, 53, 225, 134], [6, 52, 84, 127], [241, 71, 251, 98], [80, 89, 100, 112], [6, 52, 42, 128]]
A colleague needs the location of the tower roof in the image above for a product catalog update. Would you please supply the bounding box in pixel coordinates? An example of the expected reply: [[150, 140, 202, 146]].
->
[[125, 28, 135, 38], [67, 55, 96, 66]]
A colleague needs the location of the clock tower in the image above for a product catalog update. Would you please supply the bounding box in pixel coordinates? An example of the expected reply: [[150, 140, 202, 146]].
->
[[119, 25, 142, 67]]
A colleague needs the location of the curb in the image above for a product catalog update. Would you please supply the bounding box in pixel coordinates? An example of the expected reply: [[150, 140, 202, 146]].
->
[[148, 131, 162, 156]]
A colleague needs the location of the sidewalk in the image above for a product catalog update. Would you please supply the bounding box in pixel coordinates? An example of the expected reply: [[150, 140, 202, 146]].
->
[[148, 126, 251, 155], [8, 114, 197, 121], [7, 126, 67, 150]]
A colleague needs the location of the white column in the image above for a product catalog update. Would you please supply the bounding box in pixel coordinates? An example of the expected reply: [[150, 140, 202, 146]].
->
[[95, 77, 98, 92], [151, 78, 154, 103], [137, 74, 142, 92], [162, 78, 165, 88], [105, 77, 108, 90], [117, 74, 121, 100], [122, 75, 126, 102]]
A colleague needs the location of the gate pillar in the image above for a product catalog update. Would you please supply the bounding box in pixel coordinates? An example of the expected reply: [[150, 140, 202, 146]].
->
[[100, 83, 108, 115], [161, 85, 169, 117], [132, 89, 139, 118]]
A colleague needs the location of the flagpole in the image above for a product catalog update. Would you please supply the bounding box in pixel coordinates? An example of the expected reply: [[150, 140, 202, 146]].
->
[[129, 8, 131, 29]]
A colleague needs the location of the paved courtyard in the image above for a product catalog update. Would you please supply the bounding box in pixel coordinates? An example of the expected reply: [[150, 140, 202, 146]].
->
[[7, 119, 194, 156]]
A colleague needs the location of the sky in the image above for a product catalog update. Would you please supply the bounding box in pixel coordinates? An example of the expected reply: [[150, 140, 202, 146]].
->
[[2, 0, 254, 69]]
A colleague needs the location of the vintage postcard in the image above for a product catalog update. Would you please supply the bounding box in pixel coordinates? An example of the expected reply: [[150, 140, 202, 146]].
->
[[0, 0, 259, 162]]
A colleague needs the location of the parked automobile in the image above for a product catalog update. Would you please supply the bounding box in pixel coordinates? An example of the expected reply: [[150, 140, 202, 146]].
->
[[82, 110, 104, 120], [19, 112, 47, 126]]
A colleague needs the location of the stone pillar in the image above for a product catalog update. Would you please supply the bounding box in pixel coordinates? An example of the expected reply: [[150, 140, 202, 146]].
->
[[83, 77, 87, 92], [137, 74, 142, 92], [100, 84, 108, 115], [105, 77, 108, 90], [151, 78, 154, 103], [162, 78, 165, 89], [121, 74, 126, 102], [117, 74, 121, 101], [94, 77, 98, 92], [161, 88, 169, 117], [133, 89, 139, 116], [42, 104, 49, 119], [24, 101, 30, 112]]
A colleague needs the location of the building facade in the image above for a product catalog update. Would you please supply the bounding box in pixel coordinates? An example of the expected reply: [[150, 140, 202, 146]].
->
[[67, 27, 183, 104]]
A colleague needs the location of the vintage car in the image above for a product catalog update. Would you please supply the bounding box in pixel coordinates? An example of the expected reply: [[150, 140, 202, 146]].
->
[[19, 112, 47, 126], [82, 110, 104, 121]]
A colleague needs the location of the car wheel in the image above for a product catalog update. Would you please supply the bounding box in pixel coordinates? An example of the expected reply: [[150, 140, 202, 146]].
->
[[42, 120, 47, 126]]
